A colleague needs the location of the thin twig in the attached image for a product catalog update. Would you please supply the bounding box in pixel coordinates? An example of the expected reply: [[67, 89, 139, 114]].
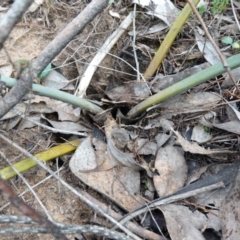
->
[[187, 0, 240, 92]]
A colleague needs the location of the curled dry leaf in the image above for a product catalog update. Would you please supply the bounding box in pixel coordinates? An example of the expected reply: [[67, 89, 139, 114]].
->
[[212, 121, 240, 135], [154, 145, 187, 197], [105, 115, 152, 176]]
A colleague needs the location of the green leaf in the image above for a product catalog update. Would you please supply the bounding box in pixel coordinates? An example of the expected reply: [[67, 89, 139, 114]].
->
[[203, 126, 210, 132], [198, 5, 206, 15], [221, 36, 233, 45], [39, 63, 52, 79]]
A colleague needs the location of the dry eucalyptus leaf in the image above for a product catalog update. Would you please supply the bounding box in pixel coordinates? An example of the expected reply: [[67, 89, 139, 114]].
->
[[133, 0, 179, 26], [18, 114, 41, 130], [42, 115, 90, 133], [221, 167, 240, 240], [154, 145, 187, 197], [70, 136, 97, 172], [196, 184, 232, 209], [70, 138, 144, 211], [152, 63, 209, 92], [29, 96, 79, 122], [91, 137, 118, 171], [78, 166, 144, 212], [105, 82, 150, 102], [108, 128, 153, 176], [155, 133, 172, 148], [191, 125, 212, 143], [127, 138, 157, 155], [186, 165, 211, 185], [42, 69, 70, 90], [222, 67, 240, 87], [161, 204, 220, 240], [1, 103, 26, 120], [212, 121, 240, 135], [159, 92, 221, 119], [108, 128, 142, 170], [172, 129, 234, 155], [136, 139, 157, 155], [195, 28, 220, 65]]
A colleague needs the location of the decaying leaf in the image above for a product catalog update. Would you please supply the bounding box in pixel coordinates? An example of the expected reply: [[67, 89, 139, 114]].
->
[[159, 92, 221, 119], [221, 166, 240, 240], [161, 204, 220, 240], [105, 82, 150, 102], [127, 138, 157, 156], [154, 145, 187, 197], [152, 63, 209, 92]]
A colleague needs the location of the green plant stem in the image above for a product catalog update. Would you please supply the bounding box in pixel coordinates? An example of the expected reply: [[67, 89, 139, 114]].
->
[[127, 53, 240, 118], [0, 75, 103, 115]]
